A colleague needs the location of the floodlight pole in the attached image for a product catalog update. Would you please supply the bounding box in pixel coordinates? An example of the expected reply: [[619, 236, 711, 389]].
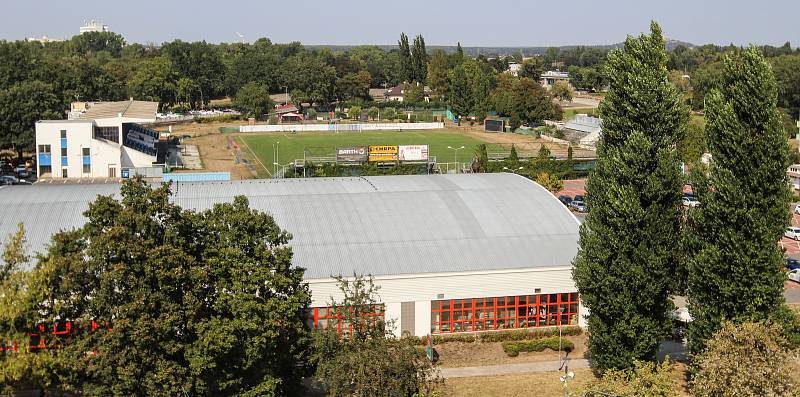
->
[[447, 146, 465, 174]]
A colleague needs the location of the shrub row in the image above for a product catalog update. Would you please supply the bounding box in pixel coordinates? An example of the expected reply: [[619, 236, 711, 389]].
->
[[502, 337, 574, 357], [194, 114, 244, 123], [415, 326, 582, 345]]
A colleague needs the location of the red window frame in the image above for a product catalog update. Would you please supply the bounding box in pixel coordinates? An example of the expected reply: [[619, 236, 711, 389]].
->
[[431, 292, 579, 334], [307, 304, 386, 335]]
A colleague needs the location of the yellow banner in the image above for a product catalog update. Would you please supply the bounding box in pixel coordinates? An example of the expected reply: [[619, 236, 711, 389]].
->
[[368, 145, 398, 162]]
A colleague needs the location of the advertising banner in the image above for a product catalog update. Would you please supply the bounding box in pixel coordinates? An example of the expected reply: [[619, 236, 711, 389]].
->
[[398, 145, 429, 161], [368, 145, 398, 162], [336, 146, 368, 162]]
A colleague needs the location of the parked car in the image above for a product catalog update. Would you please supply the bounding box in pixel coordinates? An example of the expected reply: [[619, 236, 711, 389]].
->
[[787, 258, 800, 270], [0, 175, 30, 185], [682, 196, 700, 208], [558, 195, 573, 206], [573, 195, 585, 202], [788, 269, 800, 283], [794, 203, 800, 215], [785, 227, 800, 241], [0, 175, 19, 184], [570, 200, 587, 213]]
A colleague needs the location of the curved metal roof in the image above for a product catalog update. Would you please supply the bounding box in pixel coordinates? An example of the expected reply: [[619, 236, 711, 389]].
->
[[0, 174, 579, 279]]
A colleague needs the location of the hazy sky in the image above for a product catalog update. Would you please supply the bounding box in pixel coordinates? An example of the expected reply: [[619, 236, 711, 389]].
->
[[2, 0, 798, 47]]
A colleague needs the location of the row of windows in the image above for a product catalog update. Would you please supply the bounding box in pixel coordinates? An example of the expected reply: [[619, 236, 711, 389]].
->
[[306, 305, 385, 335], [1, 320, 110, 353], [431, 293, 580, 334]]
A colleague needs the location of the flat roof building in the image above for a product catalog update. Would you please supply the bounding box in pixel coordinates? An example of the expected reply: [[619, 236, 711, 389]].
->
[[35, 100, 160, 179], [0, 174, 583, 336]]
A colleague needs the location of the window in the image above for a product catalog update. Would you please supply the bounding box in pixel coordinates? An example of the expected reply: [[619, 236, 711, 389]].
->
[[93, 126, 119, 143], [60, 148, 67, 157], [82, 147, 90, 156], [83, 164, 91, 174], [307, 304, 385, 335], [60, 130, 66, 139], [61, 168, 68, 178], [431, 292, 580, 334], [38, 144, 51, 154], [39, 165, 51, 176]]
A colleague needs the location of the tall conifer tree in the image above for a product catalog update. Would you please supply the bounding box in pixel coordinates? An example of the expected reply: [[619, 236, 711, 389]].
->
[[572, 22, 688, 372], [687, 47, 791, 354]]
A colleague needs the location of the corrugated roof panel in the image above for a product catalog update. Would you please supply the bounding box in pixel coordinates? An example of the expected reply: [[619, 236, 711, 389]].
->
[[0, 174, 579, 278]]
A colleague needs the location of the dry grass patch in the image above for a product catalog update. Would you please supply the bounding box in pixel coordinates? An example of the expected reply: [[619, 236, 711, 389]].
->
[[440, 368, 594, 397]]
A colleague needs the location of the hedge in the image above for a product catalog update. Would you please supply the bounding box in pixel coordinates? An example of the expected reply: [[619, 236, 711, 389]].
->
[[415, 326, 582, 345], [502, 337, 574, 357]]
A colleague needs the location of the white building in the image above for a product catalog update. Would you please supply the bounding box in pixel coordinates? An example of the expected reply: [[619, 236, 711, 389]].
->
[[788, 164, 800, 191], [79, 20, 110, 34], [0, 174, 584, 337], [564, 114, 603, 147], [35, 100, 160, 179], [507, 62, 522, 76], [540, 71, 570, 89]]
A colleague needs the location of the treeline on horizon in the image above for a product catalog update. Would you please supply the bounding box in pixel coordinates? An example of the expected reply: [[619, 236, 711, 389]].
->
[[1, 30, 799, 160]]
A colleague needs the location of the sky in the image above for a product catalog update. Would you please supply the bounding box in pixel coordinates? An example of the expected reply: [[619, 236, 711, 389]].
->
[[2, 0, 798, 47]]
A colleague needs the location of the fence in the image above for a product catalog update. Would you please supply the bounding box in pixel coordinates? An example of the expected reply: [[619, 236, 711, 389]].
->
[[239, 122, 444, 133], [163, 172, 231, 182]]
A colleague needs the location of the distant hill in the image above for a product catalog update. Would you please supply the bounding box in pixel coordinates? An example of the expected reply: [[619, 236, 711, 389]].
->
[[306, 39, 696, 57]]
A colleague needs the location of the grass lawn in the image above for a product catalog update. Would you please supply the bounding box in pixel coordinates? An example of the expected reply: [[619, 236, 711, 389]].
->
[[236, 130, 486, 166], [562, 108, 598, 121], [440, 369, 595, 397]]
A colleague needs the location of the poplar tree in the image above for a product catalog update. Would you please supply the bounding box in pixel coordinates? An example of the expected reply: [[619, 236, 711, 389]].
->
[[411, 34, 428, 83], [397, 33, 412, 83], [572, 22, 688, 372], [687, 47, 791, 355]]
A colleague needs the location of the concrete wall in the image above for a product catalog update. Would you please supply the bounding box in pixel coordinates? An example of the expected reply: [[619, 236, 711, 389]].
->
[[307, 266, 581, 337]]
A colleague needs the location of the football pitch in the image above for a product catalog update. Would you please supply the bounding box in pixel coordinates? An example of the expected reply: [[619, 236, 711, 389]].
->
[[237, 130, 486, 170]]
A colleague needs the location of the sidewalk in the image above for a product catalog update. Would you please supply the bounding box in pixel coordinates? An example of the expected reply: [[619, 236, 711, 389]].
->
[[439, 358, 590, 378]]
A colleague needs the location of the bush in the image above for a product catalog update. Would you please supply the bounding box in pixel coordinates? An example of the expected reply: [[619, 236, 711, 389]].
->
[[479, 327, 582, 343], [691, 322, 795, 397], [415, 327, 582, 345], [502, 337, 573, 357], [582, 359, 677, 397], [194, 114, 243, 123]]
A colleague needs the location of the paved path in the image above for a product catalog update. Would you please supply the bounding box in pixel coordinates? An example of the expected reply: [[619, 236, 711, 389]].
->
[[439, 358, 590, 378]]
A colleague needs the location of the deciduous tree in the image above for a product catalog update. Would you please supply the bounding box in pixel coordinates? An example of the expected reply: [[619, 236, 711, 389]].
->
[[233, 81, 273, 119], [311, 275, 440, 397], [691, 322, 795, 397], [518, 58, 543, 81], [551, 80, 573, 102], [127, 56, 177, 110], [0, 80, 63, 158], [8, 178, 311, 396]]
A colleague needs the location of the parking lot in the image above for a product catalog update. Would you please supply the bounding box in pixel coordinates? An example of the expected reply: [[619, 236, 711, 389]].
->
[[556, 180, 800, 293], [781, 212, 800, 255]]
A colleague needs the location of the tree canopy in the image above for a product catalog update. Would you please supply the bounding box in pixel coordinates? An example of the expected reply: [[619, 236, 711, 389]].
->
[[0, 178, 311, 396]]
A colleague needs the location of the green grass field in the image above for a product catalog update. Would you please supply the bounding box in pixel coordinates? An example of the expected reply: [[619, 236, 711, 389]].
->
[[237, 130, 486, 169]]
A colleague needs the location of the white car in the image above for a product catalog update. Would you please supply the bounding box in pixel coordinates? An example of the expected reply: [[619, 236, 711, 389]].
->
[[785, 227, 800, 240], [788, 269, 800, 283], [682, 196, 700, 208], [794, 204, 800, 214]]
